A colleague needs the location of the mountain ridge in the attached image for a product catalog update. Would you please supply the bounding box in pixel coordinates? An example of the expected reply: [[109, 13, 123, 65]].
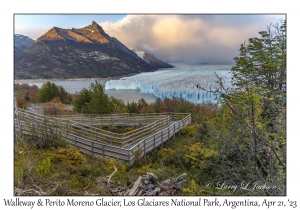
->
[[14, 34, 35, 53], [14, 21, 156, 79]]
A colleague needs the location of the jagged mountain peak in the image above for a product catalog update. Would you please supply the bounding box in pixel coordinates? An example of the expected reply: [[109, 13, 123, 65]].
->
[[36, 27, 65, 42], [71, 21, 110, 44], [14, 22, 156, 79]]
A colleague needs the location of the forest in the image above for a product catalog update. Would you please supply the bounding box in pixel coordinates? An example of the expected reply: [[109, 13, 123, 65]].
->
[[14, 21, 286, 196]]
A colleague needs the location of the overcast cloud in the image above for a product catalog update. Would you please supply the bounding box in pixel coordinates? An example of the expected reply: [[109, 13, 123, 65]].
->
[[15, 14, 285, 65], [100, 15, 285, 64]]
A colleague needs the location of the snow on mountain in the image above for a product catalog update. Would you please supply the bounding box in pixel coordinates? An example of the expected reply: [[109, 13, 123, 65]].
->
[[131, 48, 173, 68], [14, 34, 34, 53], [131, 49, 145, 59], [105, 64, 232, 104]]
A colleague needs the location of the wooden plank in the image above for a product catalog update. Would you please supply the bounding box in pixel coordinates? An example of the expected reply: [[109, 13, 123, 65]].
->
[[128, 176, 142, 196]]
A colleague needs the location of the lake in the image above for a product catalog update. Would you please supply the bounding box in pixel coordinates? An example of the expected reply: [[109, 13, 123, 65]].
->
[[16, 64, 233, 104], [23, 79, 158, 104]]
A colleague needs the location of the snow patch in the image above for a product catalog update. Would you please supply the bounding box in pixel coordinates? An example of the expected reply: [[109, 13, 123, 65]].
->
[[130, 49, 145, 59], [135, 50, 145, 59]]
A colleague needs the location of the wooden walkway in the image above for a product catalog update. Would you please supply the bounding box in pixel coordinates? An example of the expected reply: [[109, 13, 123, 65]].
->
[[14, 108, 191, 165]]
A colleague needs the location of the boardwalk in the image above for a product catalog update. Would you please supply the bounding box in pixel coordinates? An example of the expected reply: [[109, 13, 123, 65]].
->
[[14, 108, 191, 164]]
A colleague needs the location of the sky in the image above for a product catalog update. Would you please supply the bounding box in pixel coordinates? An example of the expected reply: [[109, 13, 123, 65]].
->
[[14, 14, 285, 64]]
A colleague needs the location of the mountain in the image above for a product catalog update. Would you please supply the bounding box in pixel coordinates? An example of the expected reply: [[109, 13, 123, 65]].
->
[[131, 49, 173, 68], [14, 34, 34, 53], [14, 21, 156, 79]]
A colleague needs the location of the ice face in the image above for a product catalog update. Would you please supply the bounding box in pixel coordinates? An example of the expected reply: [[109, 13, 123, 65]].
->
[[105, 64, 232, 104]]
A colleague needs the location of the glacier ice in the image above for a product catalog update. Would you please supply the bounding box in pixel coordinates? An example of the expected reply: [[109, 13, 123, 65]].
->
[[105, 64, 232, 104]]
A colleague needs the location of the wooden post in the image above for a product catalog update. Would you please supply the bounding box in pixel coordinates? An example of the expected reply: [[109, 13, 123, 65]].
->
[[132, 131, 134, 143], [144, 139, 146, 157], [153, 135, 156, 157], [134, 117, 135, 128], [173, 124, 175, 139], [91, 142, 94, 156], [56, 119, 58, 135], [168, 126, 170, 144], [102, 145, 105, 159], [128, 150, 131, 165], [161, 130, 163, 148], [14, 127, 18, 153], [74, 136, 77, 145], [15, 105, 23, 141]]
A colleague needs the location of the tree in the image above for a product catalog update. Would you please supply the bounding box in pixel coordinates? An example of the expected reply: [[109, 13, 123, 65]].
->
[[231, 20, 286, 97], [199, 20, 286, 195], [58, 86, 72, 104], [86, 81, 110, 114], [38, 82, 71, 104], [110, 97, 128, 113], [73, 88, 91, 113], [73, 81, 111, 114], [127, 101, 139, 113], [38, 82, 60, 102]]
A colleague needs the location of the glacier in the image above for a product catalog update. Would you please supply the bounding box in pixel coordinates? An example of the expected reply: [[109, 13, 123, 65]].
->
[[105, 64, 232, 104]]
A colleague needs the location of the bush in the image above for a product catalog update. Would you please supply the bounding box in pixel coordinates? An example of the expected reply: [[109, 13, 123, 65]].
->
[[181, 125, 197, 136], [51, 148, 84, 166], [36, 157, 52, 176], [43, 97, 68, 115], [16, 97, 28, 109], [124, 127, 134, 132], [78, 164, 92, 177]]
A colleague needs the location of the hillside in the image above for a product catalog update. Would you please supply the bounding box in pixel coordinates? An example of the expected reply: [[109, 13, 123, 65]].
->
[[14, 34, 34, 53], [14, 21, 156, 79]]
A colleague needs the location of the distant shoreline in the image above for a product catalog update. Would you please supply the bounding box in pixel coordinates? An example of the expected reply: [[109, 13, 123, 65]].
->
[[14, 73, 139, 84]]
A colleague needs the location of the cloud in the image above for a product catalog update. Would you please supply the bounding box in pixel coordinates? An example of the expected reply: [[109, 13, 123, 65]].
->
[[14, 26, 49, 40], [15, 14, 285, 64], [100, 14, 285, 64]]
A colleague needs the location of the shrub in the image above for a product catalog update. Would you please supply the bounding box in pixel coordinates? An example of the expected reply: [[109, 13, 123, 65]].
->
[[51, 148, 84, 166], [157, 148, 175, 164], [181, 125, 197, 136], [36, 157, 52, 176], [124, 127, 134, 132], [16, 97, 28, 109]]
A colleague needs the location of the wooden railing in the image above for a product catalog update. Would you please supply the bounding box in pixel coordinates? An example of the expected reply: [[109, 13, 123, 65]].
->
[[15, 108, 191, 164]]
